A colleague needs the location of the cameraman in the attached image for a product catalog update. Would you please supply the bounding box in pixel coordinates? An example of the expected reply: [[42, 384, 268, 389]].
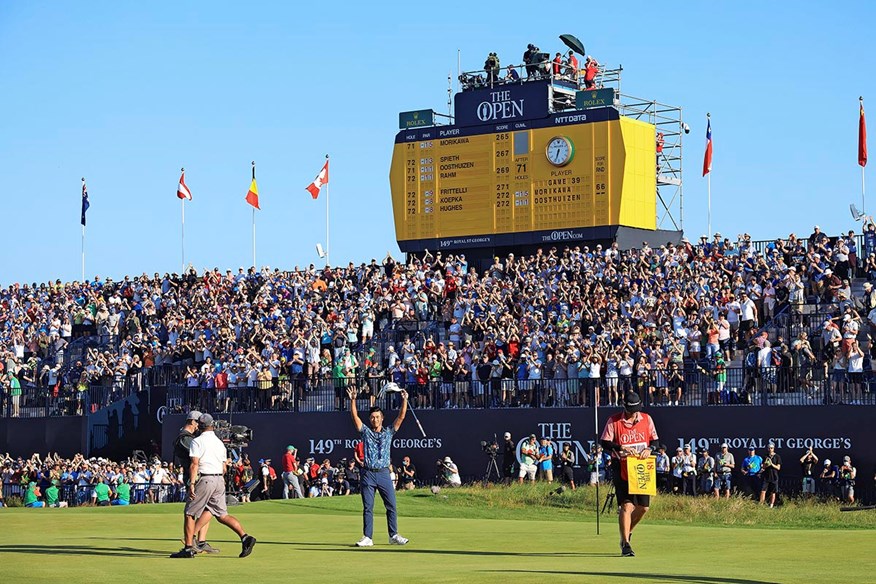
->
[[502, 432, 516, 484], [172, 411, 216, 554], [484, 52, 500, 85], [439, 457, 461, 487]]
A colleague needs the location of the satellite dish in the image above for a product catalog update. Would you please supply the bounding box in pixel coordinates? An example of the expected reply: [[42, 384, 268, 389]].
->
[[559, 33, 586, 56]]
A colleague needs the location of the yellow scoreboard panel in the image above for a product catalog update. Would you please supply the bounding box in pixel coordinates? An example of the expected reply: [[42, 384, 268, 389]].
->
[[390, 112, 656, 248]]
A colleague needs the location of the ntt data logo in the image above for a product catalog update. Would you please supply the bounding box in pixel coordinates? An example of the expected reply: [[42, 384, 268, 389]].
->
[[477, 90, 525, 122]]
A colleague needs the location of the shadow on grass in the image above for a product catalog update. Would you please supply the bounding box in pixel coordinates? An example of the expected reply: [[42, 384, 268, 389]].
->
[[86, 537, 613, 558], [485, 570, 777, 584], [0, 544, 167, 558]]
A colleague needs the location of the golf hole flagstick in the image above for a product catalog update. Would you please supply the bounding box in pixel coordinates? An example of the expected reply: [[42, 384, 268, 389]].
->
[[379, 382, 427, 438]]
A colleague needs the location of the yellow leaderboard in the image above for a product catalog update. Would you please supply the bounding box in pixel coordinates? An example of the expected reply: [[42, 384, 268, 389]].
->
[[390, 108, 656, 251]]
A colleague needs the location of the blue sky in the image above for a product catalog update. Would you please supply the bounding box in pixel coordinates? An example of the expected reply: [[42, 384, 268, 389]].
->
[[1, 1, 874, 283]]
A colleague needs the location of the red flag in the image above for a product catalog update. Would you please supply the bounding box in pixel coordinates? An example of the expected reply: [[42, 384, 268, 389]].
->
[[702, 117, 712, 176], [305, 159, 330, 199], [177, 170, 192, 200], [245, 178, 260, 209], [860, 99, 868, 168]]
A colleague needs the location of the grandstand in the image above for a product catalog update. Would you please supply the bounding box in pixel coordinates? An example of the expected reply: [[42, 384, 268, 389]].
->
[[1, 227, 874, 421]]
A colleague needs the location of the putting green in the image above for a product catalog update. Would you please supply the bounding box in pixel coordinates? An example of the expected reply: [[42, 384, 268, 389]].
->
[[0, 492, 871, 583]]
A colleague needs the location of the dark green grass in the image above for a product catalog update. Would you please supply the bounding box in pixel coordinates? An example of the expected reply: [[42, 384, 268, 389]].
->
[[1, 485, 872, 583]]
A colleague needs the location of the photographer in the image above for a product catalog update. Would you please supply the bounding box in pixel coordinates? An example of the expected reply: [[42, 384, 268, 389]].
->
[[759, 443, 782, 508], [714, 443, 735, 499], [839, 456, 857, 504], [696, 448, 715, 495], [398, 456, 417, 490], [501, 432, 516, 484], [799, 447, 818, 497], [438, 456, 461, 487], [559, 443, 576, 490]]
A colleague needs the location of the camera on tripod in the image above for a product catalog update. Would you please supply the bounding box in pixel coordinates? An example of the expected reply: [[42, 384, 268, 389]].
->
[[481, 439, 499, 456]]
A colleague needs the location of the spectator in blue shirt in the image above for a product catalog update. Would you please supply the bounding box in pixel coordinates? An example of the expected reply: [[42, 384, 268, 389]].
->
[[742, 447, 763, 498], [538, 438, 554, 483]]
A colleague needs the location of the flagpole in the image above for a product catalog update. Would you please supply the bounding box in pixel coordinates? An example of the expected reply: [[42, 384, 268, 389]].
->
[[325, 154, 330, 267], [862, 97, 867, 213], [706, 112, 712, 237], [181, 167, 186, 272], [81, 177, 86, 282], [252, 161, 257, 269], [708, 173, 712, 237]]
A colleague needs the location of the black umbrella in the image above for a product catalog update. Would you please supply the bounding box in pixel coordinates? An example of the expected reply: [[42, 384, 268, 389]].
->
[[559, 34, 586, 56]]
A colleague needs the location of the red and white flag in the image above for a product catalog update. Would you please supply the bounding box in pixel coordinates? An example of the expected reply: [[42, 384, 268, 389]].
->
[[860, 98, 868, 168], [702, 117, 713, 177], [305, 159, 330, 199], [177, 170, 192, 200]]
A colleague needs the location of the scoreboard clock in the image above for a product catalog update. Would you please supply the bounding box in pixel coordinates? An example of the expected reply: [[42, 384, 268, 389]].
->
[[545, 136, 574, 167]]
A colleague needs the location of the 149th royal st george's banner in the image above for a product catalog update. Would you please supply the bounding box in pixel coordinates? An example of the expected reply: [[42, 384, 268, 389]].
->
[[389, 108, 656, 252]]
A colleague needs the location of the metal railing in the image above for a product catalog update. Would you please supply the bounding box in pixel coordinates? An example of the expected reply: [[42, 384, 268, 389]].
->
[[1, 376, 147, 418], [164, 367, 876, 415], [1, 481, 187, 507]]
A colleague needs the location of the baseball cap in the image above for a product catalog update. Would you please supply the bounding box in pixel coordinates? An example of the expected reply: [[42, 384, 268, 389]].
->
[[843, 456, 850, 461], [197, 413, 214, 426], [258, 459, 265, 464], [824, 459, 831, 465], [622, 391, 642, 413], [186, 410, 203, 421], [529, 434, 537, 439], [444, 457, 452, 463], [287, 445, 296, 451], [503, 432, 511, 439], [720, 442, 729, 448]]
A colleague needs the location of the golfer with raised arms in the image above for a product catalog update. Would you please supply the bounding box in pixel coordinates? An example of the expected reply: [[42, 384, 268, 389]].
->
[[347, 384, 409, 547]]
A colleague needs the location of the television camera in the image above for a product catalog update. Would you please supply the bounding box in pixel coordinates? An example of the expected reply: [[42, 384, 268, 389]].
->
[[213, 419, 253, 448]]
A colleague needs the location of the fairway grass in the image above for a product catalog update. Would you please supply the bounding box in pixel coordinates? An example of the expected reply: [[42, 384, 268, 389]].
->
[[1, 489, 873, 583]]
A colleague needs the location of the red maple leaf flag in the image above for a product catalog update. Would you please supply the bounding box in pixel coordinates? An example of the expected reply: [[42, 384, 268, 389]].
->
[[860, 98, 868, 168], [177, 170, 192, 200], [306, 159, 330, 200]]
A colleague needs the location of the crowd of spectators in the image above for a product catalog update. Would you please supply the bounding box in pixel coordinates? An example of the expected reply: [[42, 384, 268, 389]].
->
[[652, 444, 863, 506], [4, 222, 876, 415]]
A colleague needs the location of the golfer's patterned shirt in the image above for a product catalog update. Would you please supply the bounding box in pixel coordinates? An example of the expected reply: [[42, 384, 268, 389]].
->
[[361, 426, 396, 470]]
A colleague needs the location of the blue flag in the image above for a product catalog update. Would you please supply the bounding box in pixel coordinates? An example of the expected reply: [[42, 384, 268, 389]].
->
[[81, 180, 90, 226]]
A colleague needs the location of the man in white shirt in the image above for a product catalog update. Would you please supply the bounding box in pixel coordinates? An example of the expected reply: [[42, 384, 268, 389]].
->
[[739, 291, 758, 342], [170, 414, 256, 559]]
